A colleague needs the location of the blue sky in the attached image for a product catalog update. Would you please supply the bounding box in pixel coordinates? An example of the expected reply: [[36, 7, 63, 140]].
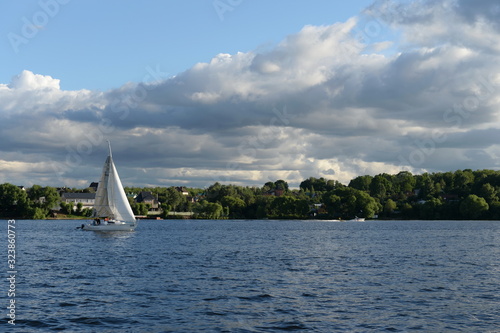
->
[[1, 0, 500, 189], [3, 0, 374, 90]]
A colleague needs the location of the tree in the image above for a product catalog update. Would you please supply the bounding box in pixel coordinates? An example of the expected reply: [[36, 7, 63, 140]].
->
[[299, 177, 339, 192], [160, 203, 171, 218], [31, 207, 48, 220], [488, 201, 500, 219], [326, 180, 343, 191], [479, 183, 497, 204], [59, 202, 73, 215], [394, 171, 415, 193], [221, 196, 246, 218], [247, 195, 274, 219], [274, 179, 289, 191], [348, 175, 372, 192], [460, 195, 488, 219], [268, 196, 308, 218], [400, 202, 415, 219], [416, 173, 437, 198], [323, 187, 381, 219], [25, 185, 60, 218], [441, 171, 455, 193], [81, 208, 93, 217], [131, 202, 148, 215], [419, 198, 443, 220], [193, 200, 224, 219], [455, 170, 474, 195], [0, 183, 30, 218], [356, 190, 382, 218], [164, 187, 185, 212], [76, 202, 83, 215], [28, 185, 59, 211], [384, 199, 397, 216], [369, 175, 392, 199], [206, 182, 223, 201]]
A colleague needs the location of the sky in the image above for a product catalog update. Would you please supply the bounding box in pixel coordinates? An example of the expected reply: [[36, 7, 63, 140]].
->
[[1, 0, 500, 189]]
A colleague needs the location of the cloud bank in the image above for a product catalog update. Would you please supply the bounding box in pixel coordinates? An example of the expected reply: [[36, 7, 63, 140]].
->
[[1, 0, 500, 188]]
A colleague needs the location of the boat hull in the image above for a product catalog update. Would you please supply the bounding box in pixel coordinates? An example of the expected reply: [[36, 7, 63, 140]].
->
[[347, 217, 365, 222], [81, 220, 136, 231]]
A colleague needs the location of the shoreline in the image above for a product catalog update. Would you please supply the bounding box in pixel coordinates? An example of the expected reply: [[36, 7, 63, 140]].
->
[[3, 218, 499, 222]]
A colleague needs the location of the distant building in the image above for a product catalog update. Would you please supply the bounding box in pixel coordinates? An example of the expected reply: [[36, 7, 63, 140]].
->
[[135, 191, 160, 211], [56, 187, 69, 195], [263, 189, 284, 197], [60, 193, 96, 210], [175, 187, 189, 196]]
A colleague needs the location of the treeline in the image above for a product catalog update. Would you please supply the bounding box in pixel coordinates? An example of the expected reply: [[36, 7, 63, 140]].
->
[[2, 169, 500, 220], [126, 169, 500, 220], [0, 184, 60, 219]]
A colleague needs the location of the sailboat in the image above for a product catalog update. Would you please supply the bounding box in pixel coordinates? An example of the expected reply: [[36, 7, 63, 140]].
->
[[81, 142, 137, 231]]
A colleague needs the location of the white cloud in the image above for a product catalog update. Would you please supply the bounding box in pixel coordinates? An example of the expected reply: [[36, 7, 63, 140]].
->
[[8, 70, 60, 90]]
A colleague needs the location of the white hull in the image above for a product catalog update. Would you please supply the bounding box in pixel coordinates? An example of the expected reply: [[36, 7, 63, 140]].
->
[[347, 217, 365, 222], [81, 220, 136, 231]]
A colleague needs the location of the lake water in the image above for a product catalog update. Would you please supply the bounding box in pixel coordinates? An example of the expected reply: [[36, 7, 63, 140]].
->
[[2, 219, 499, 332]]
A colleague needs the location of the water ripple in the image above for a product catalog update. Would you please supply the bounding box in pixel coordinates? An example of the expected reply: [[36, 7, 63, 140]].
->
[[7, 219, 500, 332]]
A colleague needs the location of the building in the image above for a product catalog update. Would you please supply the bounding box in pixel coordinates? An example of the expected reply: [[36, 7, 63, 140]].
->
[[175, 187, 189, 196], [135, 191, 160, 211], [263, 189, 285, 197], [89, 182, 99, 192], [60, 193, 96, 210]]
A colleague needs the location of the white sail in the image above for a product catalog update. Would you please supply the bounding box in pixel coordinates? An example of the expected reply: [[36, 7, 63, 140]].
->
[[108, 158, 136, 223], [93, 156, 112, 218], [92, 143, 136, 224]]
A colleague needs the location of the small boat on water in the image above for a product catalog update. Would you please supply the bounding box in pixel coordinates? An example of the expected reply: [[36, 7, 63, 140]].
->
[[319, 216, 365, 222], [346, 216, 365, 222], [80, 142, 137, 231]]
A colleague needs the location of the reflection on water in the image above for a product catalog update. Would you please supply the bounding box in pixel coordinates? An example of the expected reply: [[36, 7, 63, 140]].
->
[[90, 230, 136, 239]]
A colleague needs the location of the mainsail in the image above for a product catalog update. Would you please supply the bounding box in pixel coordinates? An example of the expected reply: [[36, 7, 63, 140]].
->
[[92, 143, 136, 224]]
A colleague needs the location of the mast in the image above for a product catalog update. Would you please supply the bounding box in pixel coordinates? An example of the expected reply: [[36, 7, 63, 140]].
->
[[107, 140, 112, 158]]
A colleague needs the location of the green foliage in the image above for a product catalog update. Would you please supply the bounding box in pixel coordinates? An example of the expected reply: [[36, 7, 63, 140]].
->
[[384, 199, 397, 216], [193, 200, 224, 219], [369, 175, 392, 199], [76, 202, 83, 215], [220, 196, 246, 218], [348, 175, 372, 192], [81, 208, 93, 217], [247, 195, 275, 219], [28, 185, 59, 211], [160, 203, 171, 218], [395, 171, 416, 193], [0, 183, 30, 218], [31, 207, 49, 220], [323, 187, 381, 219], [267, 196, 309, 219], [300, 177, 343, 192], [59, 202, 73, 215], [479, 183, 497, 203], [131, 202, 149, 215], [460, 195, 489, 219], [4, 168, 500, 220], [419, 197, 443, 220], [274, 179, 289, 191]]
